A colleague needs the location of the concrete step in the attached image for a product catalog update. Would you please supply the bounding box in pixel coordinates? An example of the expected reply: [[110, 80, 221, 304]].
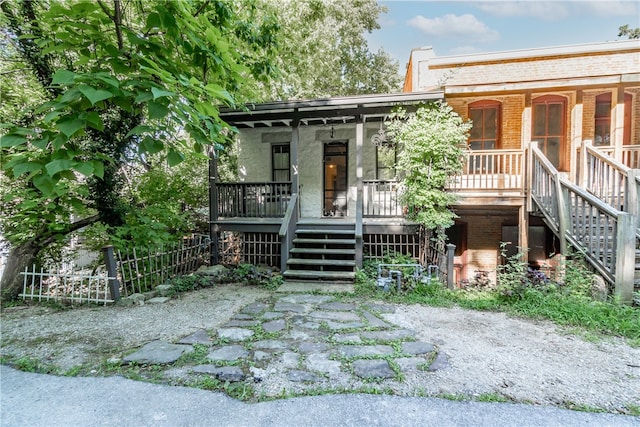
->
[[287, 258, 356, 267]]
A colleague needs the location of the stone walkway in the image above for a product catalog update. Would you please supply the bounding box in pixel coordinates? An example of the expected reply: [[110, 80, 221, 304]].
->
[[121, 293, 449, 398]]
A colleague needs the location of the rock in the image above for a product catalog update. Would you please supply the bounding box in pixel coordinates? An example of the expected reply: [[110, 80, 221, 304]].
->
[[281, 352, 299, 368], [591, 275, 608, 302], [195, 265, 229, 277], [155, 285, 173, 297], [177, 330, 211, 345], [287, 370, 323, 382], [263, 319, 286, 333], [361, 329, 415, 341], [318, 302, 357, 311], [242, 302, 269, 315], [337, 345, 394, 358], [333, 333, 362, 344], [122, 293, 146, 306], [207, 345, 249, 361], [402, 342, 435, 355], [123, 341, 193, 365], [192, 365, 245, 382], [143, 290, 157, 300], [146, 297, 170, 304], [361, 311, 391, 328], [308, 311, 360, 322], [253, 340, 288, 350], [298, 342, 329, 353], [278, 294, 333, 304], [217, 328, 254, 341], [224, 320, 260, 327], [428, 352, 450, 371], [352, 360, 395, 379], [273, 302, 307, 314], [305, 353, 341, 376]]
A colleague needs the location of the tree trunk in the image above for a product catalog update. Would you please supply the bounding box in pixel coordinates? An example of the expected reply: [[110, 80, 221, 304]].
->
[[0, 240, 40, 301]]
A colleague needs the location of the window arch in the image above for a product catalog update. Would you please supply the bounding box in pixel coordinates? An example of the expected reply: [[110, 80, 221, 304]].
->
[[468, 100, 501, 150]]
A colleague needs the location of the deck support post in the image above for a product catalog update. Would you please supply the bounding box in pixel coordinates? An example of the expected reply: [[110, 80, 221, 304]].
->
[[614, 213, 635, 304], [209, 149, 219, 265], [355, 115, 364, 268], [446, 243, 455, 289], [102, 245, 121, 301]]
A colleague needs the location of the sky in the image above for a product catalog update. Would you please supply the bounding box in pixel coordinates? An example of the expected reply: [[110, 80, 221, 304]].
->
[[366, 1, 640, 68]]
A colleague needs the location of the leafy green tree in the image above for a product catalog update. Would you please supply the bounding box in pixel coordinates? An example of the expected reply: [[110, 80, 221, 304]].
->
[[385, 102, 471, 234], [0, 0, 279, 300], [618, 24, 640, 39], [259, 0, 402, 99]]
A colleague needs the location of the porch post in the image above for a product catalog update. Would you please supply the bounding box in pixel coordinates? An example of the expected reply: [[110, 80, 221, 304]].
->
[[355, 114, 364, 268], [291, 113, 300, 194], [611, 87, 625, 164], [570, 90, 583, 183], [518, 205, 528, 263], [209, 148, 219, 265]]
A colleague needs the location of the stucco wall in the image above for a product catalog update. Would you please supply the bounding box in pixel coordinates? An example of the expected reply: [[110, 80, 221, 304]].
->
[[237, 124, 384, 218]]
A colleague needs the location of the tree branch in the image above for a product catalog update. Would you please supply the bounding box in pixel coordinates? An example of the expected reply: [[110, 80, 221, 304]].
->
[[39, 214, 102, 249], [97, 0, 124, 50]]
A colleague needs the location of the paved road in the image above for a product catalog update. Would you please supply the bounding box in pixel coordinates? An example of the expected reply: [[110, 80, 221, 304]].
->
[[1, 365, 638, 427]]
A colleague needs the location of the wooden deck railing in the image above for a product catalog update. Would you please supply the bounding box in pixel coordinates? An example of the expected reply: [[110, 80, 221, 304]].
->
[[597, 145, 640, 169], [447, 149, 524, 192], [531, 143, 636, 303], [216, 182, 292, 218], [363, 180, 403, 217]]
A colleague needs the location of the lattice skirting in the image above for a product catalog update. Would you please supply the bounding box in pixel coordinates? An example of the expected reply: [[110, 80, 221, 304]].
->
[[364, 233, 421, 261], [219, 231, 281, 267]]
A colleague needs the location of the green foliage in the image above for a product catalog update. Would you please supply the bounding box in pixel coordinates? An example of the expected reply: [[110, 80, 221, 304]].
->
[[618, 24, 640, 39], [496, 244, 557, 300], [385, 102, 471, 232]]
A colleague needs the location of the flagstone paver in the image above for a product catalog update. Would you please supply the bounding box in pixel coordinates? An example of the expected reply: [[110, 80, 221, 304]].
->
[[121, 294, 444, 398]]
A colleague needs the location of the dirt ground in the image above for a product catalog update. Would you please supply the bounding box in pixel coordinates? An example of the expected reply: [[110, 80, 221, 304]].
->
[[1, 284, 639, 413]]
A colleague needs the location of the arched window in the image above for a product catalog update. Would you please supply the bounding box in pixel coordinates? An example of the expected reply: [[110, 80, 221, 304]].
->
[[468, 100, 501, 150]]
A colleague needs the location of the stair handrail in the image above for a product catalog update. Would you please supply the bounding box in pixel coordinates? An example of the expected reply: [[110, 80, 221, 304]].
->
[[578, 140, 638, 224], [530, 142, 635, 303], [279, 192, 299, 272]]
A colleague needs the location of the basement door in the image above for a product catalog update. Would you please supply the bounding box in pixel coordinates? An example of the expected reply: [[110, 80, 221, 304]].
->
[[323, 141, 348, 217]]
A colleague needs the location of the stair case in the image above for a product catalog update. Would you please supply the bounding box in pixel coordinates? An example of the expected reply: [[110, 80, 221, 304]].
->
[[283, 222, 356, 282]]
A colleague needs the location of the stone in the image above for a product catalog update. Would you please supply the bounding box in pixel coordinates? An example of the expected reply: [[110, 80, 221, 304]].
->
[[124, 293, 146, 306], [362, 311, 391, 328], [298, 342, 329, 353], [325, 321, 365, 330], [287, 370, 323, 382], [288, 329, 312, 340], [253, 340, 288, 350], [143, 290, 157, 300], [318, 302, 357, 311], [402, 342, 435, 355], [333, 333, 362, 344], [155, 284, 173, 297], [364, 304, 396, 313], [591, 275, 608, 302], [232, 314, 255, 320], [193, 365, 245, 382], [242, 302, 269, 315], [396, 357, 428, 372], [123, 340, 193, 365], [263, 319, 286, 333], [253, 351, 271, 362], [224, 320, 260, 327], [295, 321, 322, 330], [428, 352, 450, 372], [337, 345, 394, 358], [217, 328, 254, 341], [361, 329, 415, 341], [195, 265, 229, 277], [279, 294, 333, 304], [308, 311, 360, 322], [262, 312, 284, 320], [352, 360, 395, 379], [305, 353, 341, 376], [281, 352, 299, 368], [273, 302, 307, 313], [207, 345, 249, 361], [177, 330, 211, 345], [146, 297, 170, 304]]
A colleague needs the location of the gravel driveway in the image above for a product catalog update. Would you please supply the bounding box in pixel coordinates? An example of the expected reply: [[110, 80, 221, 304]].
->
[[1, 284, 639, 414]]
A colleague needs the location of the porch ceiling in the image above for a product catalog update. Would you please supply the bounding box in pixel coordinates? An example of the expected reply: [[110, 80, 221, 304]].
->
[[219, 91, 444, 128]]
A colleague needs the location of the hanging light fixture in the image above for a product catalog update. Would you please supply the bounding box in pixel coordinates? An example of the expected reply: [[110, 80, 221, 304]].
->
[[330, 126, 335, 139]]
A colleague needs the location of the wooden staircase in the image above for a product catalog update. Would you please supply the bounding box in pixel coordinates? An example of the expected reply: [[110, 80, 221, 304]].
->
[[283, 222, 356, 282]]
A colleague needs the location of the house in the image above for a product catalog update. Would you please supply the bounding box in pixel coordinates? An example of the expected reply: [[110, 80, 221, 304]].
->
[[214, 39, 640, 301]]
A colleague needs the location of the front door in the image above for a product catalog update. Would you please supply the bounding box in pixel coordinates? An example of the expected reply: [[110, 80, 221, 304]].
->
[[323, 142, 348, 216]]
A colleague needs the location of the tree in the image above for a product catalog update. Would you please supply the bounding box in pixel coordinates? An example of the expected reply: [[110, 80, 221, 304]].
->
[[0, 0, 279, 300], [258, 0, 402, 99], [618, 25, 640, 39], [385, 102, 471, 234]]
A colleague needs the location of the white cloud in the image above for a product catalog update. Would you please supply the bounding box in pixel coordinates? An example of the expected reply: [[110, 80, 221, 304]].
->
[[577, 1, 639, 17], [407, 14, 500, 42], [475, 2, 569, 20]]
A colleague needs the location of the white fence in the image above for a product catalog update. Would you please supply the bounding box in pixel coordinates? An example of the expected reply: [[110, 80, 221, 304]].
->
[[20, 265, 115, 305]]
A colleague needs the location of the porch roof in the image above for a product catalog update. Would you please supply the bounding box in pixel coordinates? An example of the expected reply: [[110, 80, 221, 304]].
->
[[219, 91, 444, 128]]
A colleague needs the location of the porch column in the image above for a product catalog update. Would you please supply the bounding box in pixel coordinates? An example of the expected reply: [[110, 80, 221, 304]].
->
[[522, 92, 532, 149], [208, 148, 219, 265], [611, 87, 625, 163], [291, 114, 300, 193], [519, 205, 528, 264], [355, 114, 364, 268], [570, 90, 583, 183]]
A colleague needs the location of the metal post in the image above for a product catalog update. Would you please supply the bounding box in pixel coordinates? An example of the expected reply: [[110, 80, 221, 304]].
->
[[446, 243, 455, 289], [102, 245, 121, 301]]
